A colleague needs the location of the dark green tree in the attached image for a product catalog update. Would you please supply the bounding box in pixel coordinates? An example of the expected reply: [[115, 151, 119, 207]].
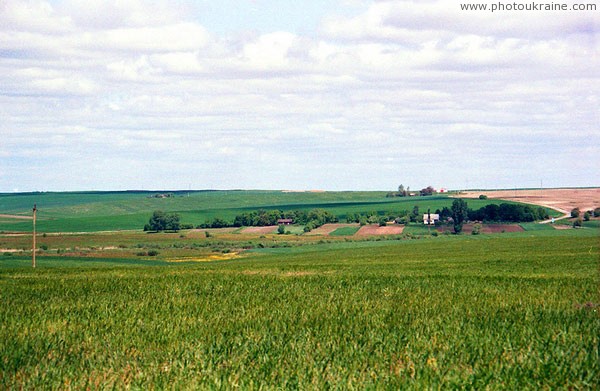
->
[[145, 210, 180, 232], [451, 199, 469, 234]]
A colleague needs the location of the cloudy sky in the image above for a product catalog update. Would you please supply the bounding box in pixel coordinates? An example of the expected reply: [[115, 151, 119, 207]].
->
[[1, 0, 598, 192]]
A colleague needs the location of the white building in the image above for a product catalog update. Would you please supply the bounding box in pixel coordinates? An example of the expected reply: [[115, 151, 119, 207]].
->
[[423, 213, 440, 225]]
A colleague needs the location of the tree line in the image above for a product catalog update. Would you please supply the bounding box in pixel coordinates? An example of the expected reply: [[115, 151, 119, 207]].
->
[[387, 184, 436, 197], [199, 208, 338, 232], [435, 202, 549, 224]]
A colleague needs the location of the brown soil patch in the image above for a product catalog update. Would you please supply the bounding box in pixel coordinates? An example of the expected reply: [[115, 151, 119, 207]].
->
[[306, 223, 357, 236], [356, 224, 405, 236], [240, 226, 278, 234], [457, 188, 600, 214]]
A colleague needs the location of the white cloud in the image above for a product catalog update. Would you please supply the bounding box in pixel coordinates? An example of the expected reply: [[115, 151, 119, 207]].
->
[[0, 0, 598, 191], [0, 1, 74, 33], [87, 23, 210, 53]]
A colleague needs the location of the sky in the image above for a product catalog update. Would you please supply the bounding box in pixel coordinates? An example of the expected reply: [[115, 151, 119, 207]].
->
[[0, 0, 598, 192]]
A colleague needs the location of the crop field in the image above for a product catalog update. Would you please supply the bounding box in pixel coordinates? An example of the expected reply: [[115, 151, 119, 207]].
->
[[0, 190, 598, 388], [1, 229, 598, 389]]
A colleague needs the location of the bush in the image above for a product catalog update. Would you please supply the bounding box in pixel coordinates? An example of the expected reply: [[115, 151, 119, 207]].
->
[[471, 223, 482, 235], [594, 208, 600, 217], [278, 225, 285, 235], [571, 208, 580, 218], [479, 195, 488, 200], [39, 244, 48, 251], [205, 231, 212, 238], [147, 250, 159, 256], [583, 212, 591, 221]]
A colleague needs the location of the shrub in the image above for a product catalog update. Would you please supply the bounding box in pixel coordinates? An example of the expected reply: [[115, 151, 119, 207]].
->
[[583, 212, 591, 221], [573, 218, 583, 228], [479, 195, 488, 200], [39, 244, 48, 251], [471, 223, 481, 235], [594, 207, 600, 217], [205, 231, 212, 238], [571, 208, 580, 218], [278, 225, 286, 234], [147, 250, 159, 256]]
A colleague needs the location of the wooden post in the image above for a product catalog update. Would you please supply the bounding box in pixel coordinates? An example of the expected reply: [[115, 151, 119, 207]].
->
[[32, 204, 36, 268], [427, 208, 431, 233]]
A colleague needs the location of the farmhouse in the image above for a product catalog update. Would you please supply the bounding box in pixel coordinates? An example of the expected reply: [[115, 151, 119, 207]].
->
[[423, 213, 440, 225], [277, 219, 293, 225]]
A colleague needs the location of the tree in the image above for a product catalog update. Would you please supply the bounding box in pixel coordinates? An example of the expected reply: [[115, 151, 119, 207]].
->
[[451, 199, 469, 234], [397, 184, 407, 197], [571, 208, 580, 218], [145, 210, 180, 232], [410, 205, 419, 222], [419, 186, 435, 196], [277, 224, 286, 234], [583, 211, 591, 221]]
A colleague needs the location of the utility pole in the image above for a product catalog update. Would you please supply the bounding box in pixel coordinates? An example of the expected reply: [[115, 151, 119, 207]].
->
[[32, 204, 37, 268], [427, 208, 431, 234]]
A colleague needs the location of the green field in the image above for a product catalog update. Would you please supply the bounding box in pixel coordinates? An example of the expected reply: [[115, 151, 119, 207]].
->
[[0, 190, 558, 233], [1, 231, 598, 389], [0, 191, 597, 388], [329, 226, 361, 236]]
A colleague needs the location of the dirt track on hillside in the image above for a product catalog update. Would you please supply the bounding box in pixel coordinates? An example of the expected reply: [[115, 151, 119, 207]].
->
[[0, 214, 33, 220], [457, 188, 600, 214]]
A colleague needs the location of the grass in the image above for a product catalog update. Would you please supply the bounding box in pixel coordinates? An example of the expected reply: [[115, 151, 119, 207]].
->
[[329, 226, 361, 236], [1, 234, 598, 389]]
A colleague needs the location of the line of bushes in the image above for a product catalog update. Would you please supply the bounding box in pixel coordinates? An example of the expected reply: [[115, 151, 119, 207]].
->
[[198, 208, 338, 232]]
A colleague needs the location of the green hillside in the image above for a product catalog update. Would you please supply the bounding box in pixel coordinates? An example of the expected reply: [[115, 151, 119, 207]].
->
[[0, 190, 557, 233]]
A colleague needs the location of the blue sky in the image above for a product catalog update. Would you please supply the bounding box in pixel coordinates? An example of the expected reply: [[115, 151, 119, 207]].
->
[[191, 1, 370, 35], [0, 0, 598, 192]]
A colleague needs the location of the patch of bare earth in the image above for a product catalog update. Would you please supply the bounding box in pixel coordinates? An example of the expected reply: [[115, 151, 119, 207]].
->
[[456, 188, 600, 214], [240, 226, 278, 234], [306, 223, 357, 236], [356, 224, 405, 236]]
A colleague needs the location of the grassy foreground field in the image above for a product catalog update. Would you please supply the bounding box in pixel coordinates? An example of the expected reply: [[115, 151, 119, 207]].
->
[[1, 233, 598, 389]]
